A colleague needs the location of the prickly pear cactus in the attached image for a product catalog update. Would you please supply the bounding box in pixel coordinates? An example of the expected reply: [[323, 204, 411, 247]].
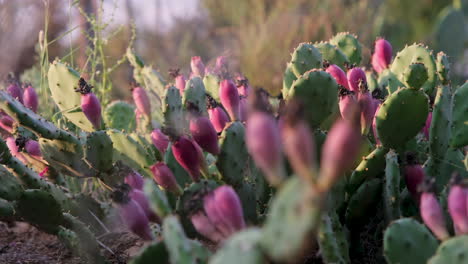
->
[[0, 166, 23, 201], [210, 228, 265, 264], [282, 63, 297, 100], [390, 44, 437, 95], [436, 52, 450, 85], [347, 146, 387, 194], [383, 150, 401, 222], [129, 241, 169, 264], [288, 69, 338, 128], [84, 131, 114, 173], [203, 73, 221, 102], [144, 180, 172, 218], [260, 177, 322, 262], [428, 235, 468, 264], [0, 198, 14, 220], [378, 69, 405, 95], [450, 82, 468, 148], [314, 41, 349, 68], [290, 42, 322, 77], [183, 77, 207, 115], [430, 85, 452, 159], [162, 85, 186, 133], [162, 215, 211, 264], [383, 218, 439, 264], [376, 88, 429, 149], [329, 32, 362, 65], [48, 60, 96, 131], [345, 178, 382, 226], [403, 63, 429, 90], [104, 101, 136, 131], [433, 6, 466, 62], [317, 211, 350, 263]]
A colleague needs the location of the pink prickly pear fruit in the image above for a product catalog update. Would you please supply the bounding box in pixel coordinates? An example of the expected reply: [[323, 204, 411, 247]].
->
[[419, 179, 449, 240], [0, 112, 15, 133], [347, 67, 367, 93], [246, 111, 284, 186], [124, 170, 145, 190], [191, 56, 205, 77], [219, 79, 241, 121], [114, 190, 154, 240], [422, 112, 432, 141], [151, 129, 170, 154], [239, 96, 247, 122], [75, 78, 101, 130], [150, 162, 182, 195], [203, 191, 234, 236], [190, 211, 225, 242], [448, 173, 468, 235], [212, 185, 246, 231], [23, 85, 38, 113], [132, 86, 151, 118], [189, 116, 220, 155], [169, 68, 186, 96], [129, 189, 159, 223], [6, 137, 27, 163], [281, 101, 316, 182], [403, 153, 425, 201], [207, 95, 230, 133], [6, 82, 23, 103], [325, 63, 349, 89], [338, 88, 357, 121], [371, 38, 393, 73], [171, 136, 204, 181], [358, 88, 374, 135], [24, 139, 41, 158], [235, 76, 250, 97], [317, 103, 362, 192]]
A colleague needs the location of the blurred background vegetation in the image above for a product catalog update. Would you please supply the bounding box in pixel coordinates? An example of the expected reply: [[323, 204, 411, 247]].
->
[[0, 0, 466, 101]]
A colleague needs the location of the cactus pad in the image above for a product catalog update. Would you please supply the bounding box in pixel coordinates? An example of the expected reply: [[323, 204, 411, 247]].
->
[[347, 146, 387, 194], [390, 44, 437, 95], [129, 241, 169, 264], [383, 218, 438, 264], [434, 7, 466, 62], [345, 178, 382, 226], [429, 85, 452, 159], [84, 131, 113, 173], [162, 85, 186, 133], [290, 42, 323, 77], [0, 166, 23, 201], [403, 63, 428, 90], [210, 228, 265, 264], [450, 82, 468, 148], [282, 63, 297, 100], [183, 77, 207, 115], [383, 150, 401, 222], [376, 88, 429, 149], [144, 180, 172, 218], [288, 69, 339, 128], [436, 52, 450, 85], [103, 101, 136, 132], [317, 211, 350, 263], [203, 73, 221, 102], [329, 32, 362, 65], [314, 41, 349, 69]]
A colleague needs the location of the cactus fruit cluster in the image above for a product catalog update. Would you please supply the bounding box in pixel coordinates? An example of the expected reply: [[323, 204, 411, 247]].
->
[[0, 31, 467, 264]]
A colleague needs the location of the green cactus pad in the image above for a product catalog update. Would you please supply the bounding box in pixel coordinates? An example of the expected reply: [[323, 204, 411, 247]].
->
[[129, 133, 161, 162], [376, 88, 429, 149], [428, 235, 468, 264], [383, 150, 401, 223], [427, 147, 468, 190], [345, 178, 382, 226], [290, 42, 323, 77], [282, 63, 297, 100], [314, 41, 349, 69], [430, 85, 452, 159], [390, 44, 437, 95], [317, 211, 350, 263], [84, 131, 113, 173], [61, 213, 106, 264], [107, 129, 156, 178], [162, 216, 211, 264], [162, 85, 186, 133], [40, 138, 96, 178], [434, 6, 466, 62], [103, 101, 136, 132], [0, 198, 14, 220], [16, 189, 64, 234], [0, 91, 79, 144], [347, 146, 387, 194], [378, 69, 405, 95], [48, 60, 96, 132], [450, 82, 468, 148], [366, 71, 380, 94], [329, 32, 362, 65], [260, 177, 322, 262], [436, 52, 450, 85], [288, 69, 339, 128], [129, 241, 169, 264], [403, 63, 429, 90], [0, 166, 23, 201], [183, 77, 207, 115], [210, 228, 265, 264], [203, 73, 221, 102], [217, 122, 247, 186], [383, 218, 438, 264], [144, 180, 172, 218]]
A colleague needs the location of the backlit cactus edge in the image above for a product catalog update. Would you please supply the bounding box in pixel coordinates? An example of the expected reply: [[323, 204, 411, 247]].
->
[[0, 32, 467, 264]]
